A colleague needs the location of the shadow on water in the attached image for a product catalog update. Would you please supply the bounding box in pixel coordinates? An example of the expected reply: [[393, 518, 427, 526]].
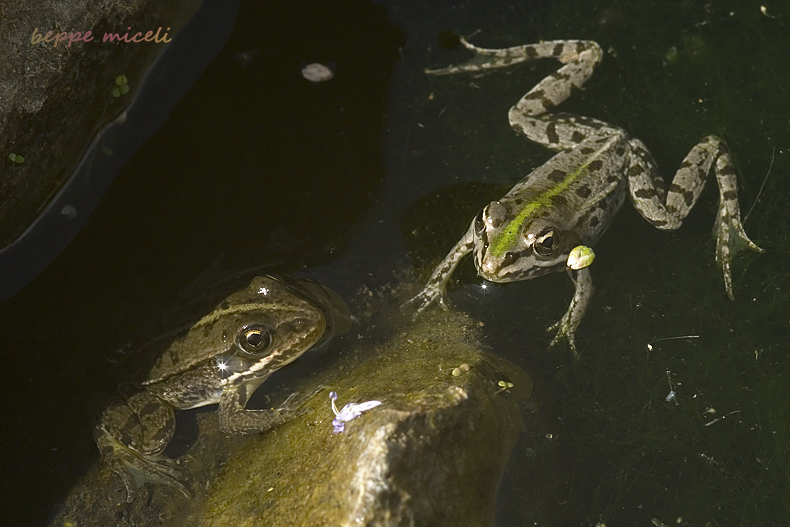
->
[[0, 1, 402, 524]]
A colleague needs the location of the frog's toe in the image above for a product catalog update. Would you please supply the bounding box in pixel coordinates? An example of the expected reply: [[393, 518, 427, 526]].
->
[[278, 387, 324, 412], [400, 292, 424, 313], [743, 236, 766, 254], [118, 453, 190, 502], [403, 288, 448, 319], [714, 207, 765, 299], [715, 230, 764, 300], [547, 322, 580, 359], [436, 294, 453, 311]]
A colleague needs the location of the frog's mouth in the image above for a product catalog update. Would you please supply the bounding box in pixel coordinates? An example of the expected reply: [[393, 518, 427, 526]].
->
[[477, 250, 566, 282]]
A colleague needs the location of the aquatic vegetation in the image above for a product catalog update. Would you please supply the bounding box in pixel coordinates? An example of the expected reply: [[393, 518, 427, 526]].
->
[[111, 74, 129, 97]]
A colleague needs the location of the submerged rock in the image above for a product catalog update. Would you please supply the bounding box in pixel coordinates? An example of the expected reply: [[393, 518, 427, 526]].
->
[[50, 310, 530, 526], [202, 310, 530, 526]]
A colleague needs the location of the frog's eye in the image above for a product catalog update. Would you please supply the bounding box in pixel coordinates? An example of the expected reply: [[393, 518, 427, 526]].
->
[[237, 324, 272, 354], [532, 228, 561, 258], [479, 202, 507, 231], [474, 210, 486, 233]]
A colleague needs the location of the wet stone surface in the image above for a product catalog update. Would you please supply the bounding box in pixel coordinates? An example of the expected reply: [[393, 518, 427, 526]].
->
[[50, 309, 531, 527]]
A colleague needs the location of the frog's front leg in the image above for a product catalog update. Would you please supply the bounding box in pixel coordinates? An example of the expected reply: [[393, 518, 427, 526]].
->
[[217, 382, 322, 434], [403, 221, 475, 316], [547, 249, 596, 359], [626, 136, 764, 299]]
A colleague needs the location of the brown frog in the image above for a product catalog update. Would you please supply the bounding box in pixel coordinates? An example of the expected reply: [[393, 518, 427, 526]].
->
[[94, 275, 351, 501]]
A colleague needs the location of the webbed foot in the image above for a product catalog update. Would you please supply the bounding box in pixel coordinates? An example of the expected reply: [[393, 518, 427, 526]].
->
[[402, 285, 451, 320], [714, 189, 765, 300], [547, 317, 580, 360], [278, 385, 326, 413], [95, 425, 190, 503]]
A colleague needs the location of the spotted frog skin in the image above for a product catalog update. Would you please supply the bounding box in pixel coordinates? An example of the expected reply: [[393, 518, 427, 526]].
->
[[95, 275, 351, 501], [407, 37, 763, 357]]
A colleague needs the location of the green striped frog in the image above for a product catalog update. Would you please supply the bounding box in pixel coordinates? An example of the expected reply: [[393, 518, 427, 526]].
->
[[406, 37, 763, 357]]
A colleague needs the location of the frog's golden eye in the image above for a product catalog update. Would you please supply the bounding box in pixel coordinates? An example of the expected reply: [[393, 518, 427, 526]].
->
[[237, 324, 272, 354], [532, 228, 561, 257]]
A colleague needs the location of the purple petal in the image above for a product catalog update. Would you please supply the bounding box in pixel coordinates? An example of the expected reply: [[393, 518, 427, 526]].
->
[[332, 418, 345, 433], [330, 400, 382, 433]]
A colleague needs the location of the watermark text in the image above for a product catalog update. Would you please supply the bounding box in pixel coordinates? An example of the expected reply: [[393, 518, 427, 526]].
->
[[31, 26, 172, 48]]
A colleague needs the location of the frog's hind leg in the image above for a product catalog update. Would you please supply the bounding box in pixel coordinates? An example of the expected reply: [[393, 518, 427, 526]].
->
[[428, 38, 603, 118], [706, 138, 765, 297], [510, 112, 623, 152], [626, 136, 764, 299], [508, 41, 602, 117], [426, 37, 604, 148], [95, 392, 189, 501], [427, 38, 603, 120], [426, 38, 601, 78]]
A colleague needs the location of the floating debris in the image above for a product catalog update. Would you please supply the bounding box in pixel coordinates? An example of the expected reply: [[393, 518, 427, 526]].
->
[[760, 5, 777, 19], [231, 48, 259, 68], [61, 204, 77, 219], [302, 62, 334, 82]]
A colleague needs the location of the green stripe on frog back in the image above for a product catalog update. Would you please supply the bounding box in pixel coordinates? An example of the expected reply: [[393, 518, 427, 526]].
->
[[489, 159, 594, 258]]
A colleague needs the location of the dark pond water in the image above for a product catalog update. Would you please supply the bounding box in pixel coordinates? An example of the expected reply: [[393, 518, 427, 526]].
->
[[2, 0, 789, 525]]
